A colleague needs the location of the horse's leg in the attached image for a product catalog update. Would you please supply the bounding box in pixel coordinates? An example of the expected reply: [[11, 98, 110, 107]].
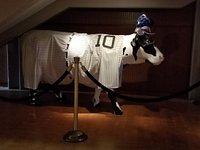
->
[[29, 89, 40, 105], [93, 88, 102, 107], [107, 91, 123, 115], [53, 86, 63, 102]]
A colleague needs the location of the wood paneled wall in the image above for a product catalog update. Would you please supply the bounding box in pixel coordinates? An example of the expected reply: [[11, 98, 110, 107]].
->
[[36, 2, 195, 96]]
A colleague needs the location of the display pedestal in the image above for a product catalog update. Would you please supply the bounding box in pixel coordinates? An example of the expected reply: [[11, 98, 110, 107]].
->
[[63, 130, 87, 143]]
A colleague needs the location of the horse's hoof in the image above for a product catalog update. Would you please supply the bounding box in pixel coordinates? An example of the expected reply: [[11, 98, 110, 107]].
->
[[113, 102, 123, 115], [56, 97, 64, 103], [93, 98, 101, 108], [94, 102, 101, 108], [113, 109, 123, 115], [29, 98, 41, 106], [54, 91, 64, 102]]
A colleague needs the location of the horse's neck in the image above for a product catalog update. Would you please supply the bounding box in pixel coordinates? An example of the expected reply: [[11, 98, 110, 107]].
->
[[123, 33, 136, 44]]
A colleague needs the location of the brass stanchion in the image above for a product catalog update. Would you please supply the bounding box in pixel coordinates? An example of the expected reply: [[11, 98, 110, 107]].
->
[[63, 57, 87, 143]]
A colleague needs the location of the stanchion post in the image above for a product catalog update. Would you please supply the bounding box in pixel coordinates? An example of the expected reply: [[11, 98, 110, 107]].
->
[[74, 57, 79, 130], [63, 57, 87, 143]]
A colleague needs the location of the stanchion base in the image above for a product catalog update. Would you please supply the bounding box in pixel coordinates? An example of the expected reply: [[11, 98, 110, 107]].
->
[[63, 130, 88, 143]]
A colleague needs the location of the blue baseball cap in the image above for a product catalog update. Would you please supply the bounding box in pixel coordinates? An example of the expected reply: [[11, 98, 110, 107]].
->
[[136, 14, 154, 28]]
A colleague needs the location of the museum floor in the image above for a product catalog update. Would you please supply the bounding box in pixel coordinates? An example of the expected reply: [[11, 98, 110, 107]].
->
[[0, 91, 199, 150]]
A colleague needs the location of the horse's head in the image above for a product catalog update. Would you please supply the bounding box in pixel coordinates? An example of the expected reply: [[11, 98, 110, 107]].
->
[[122, 13, 164, 65], [122, 32, 164, 65], [131, 33, 164, 65]]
